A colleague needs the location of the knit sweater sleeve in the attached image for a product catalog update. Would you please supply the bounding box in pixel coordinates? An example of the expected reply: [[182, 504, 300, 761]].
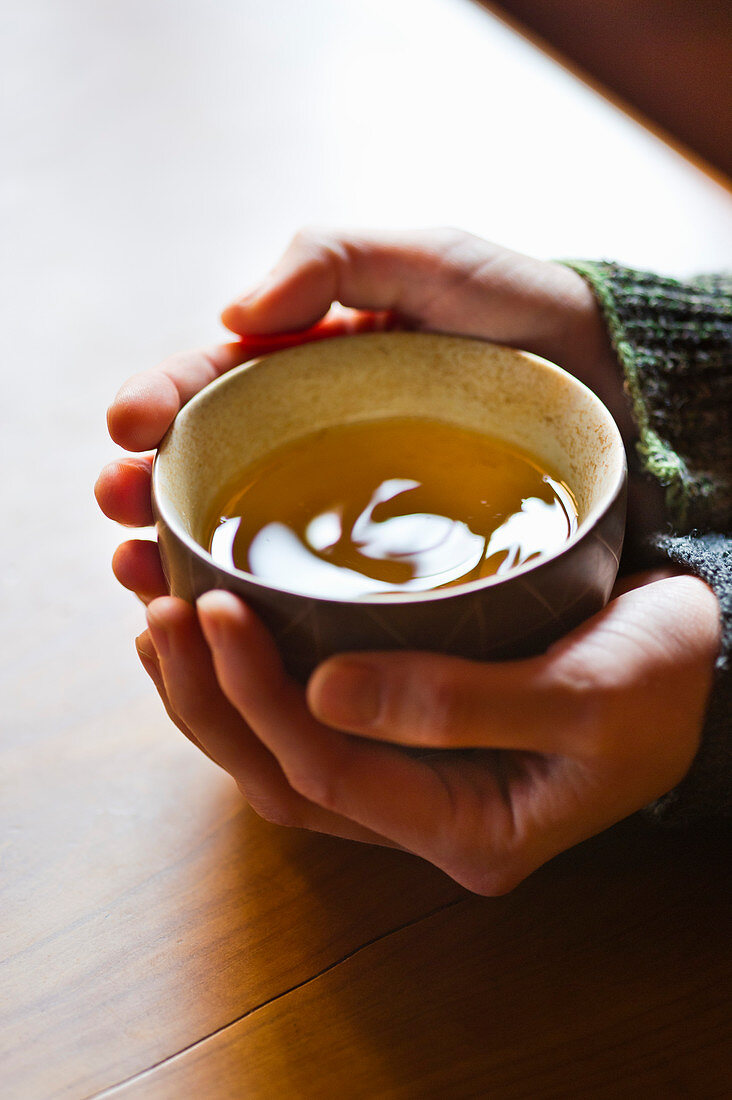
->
[[563, 262, 731, 823]]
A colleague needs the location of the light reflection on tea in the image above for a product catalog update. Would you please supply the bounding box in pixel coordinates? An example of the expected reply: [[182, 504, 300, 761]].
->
[[206, 418, 578, 599]]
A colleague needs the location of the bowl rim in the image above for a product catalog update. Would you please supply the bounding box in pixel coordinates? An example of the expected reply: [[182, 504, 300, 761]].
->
[[151, 332, 627, 607]]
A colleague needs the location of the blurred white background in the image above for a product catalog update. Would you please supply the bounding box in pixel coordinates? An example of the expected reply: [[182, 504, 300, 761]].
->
[[1, 0, 730, 718], [4, 0, 731, 356]]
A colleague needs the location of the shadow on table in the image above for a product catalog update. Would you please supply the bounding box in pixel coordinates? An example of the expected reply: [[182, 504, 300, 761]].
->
[[109, 795, 730, 1097], [287, 815, 732, 1096]]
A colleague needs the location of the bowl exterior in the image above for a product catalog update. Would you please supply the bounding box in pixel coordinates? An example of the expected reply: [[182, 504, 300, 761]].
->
[[156, 479, 625, 682]]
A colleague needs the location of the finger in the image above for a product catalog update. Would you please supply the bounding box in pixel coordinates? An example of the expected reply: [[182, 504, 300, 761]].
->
[[108, 342, 251, 452], [225, 304, 401, 352], [220, 227, 485, 334], [221, 230, 404, 334], [95, 455, 154, 526], [306, 573, 721, 759], [146, 597, 389, 845], [145, 597, 269, 777], [135, 629, 215, 762], [219, 227, 586, 362], [196, 590, 470, 859], [307, 650, 580, 755], [113, 540, 168, 603]]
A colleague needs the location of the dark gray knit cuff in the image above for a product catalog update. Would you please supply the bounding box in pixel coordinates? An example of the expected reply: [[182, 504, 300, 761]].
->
[[645, 533, 732, 823], [563, 261, 731, 532]]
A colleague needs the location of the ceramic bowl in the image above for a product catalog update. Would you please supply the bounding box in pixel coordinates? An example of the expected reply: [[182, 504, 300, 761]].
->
[[152, 332, 626, 681]]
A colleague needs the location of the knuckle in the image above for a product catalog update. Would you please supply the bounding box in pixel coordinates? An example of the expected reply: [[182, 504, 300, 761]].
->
[[288, 226, 349, 290], [428, 226, 489, 269], [288, 767, 338, 812], [289, 225, 320, 251], [542, 655, 610, 752], [291, 225, 341, 261], [436, 829, 523, 897], [423, 225, 471, 251], [244, 789, 301, 829], [450, 856, 522, 897], [157, 353, 194, 389], [415, 673, 471, 746], [291, 223, 325, 243]]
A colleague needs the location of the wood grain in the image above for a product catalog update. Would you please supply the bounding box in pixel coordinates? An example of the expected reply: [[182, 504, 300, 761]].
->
[[0, 719, 463, 1097], [110, 820, 732, 1099]]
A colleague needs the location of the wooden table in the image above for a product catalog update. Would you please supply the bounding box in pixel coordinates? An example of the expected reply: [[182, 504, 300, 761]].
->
[[2, 1, 731, 1096]]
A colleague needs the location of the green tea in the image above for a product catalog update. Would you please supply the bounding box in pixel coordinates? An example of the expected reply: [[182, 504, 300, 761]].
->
[[206, 417, 577, 598]]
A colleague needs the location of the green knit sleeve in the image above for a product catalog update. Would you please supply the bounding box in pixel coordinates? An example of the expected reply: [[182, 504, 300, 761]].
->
[[563, 262, 731, 822], [564, 262, 731, 531]]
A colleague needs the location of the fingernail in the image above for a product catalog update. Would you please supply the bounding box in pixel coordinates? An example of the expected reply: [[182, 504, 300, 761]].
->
[[145, 607, 170, 657], [311, 660, 382, 729], [135, 630, 156, 661], [196, 590, 238, 647], [137, 648, 158, 679]]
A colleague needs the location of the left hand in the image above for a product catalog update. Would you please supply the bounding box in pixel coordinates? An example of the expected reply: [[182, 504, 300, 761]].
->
[[135, 571, 719, 895]]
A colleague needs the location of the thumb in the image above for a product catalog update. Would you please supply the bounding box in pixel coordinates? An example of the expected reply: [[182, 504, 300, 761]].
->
[[306, 574, 720, 759], [221, 227, 417, 335], [219, 227, 594, 375], [306, 647, 581, 756]]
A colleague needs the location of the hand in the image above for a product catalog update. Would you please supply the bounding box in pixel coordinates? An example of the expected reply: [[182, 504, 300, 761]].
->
[[95, 227, 721, 892], [95, 227, 626, 601], [138, 573, 719, 894]]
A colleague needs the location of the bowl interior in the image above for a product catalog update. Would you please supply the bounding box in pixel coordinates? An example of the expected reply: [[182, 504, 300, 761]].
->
[[153, 332, 625, 590]]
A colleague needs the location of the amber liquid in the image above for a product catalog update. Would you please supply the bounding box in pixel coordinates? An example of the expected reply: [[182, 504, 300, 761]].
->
[[206, 418, 578, 599]]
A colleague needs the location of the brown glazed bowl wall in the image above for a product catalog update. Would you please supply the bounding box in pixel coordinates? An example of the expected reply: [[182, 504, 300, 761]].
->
[[152, 333, 626, 682]]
